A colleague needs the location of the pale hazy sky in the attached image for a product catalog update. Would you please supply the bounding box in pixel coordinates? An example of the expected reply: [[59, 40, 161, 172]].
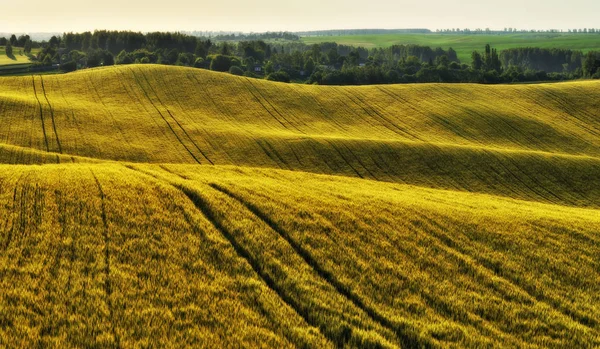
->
[[2, 0, 599, 33]]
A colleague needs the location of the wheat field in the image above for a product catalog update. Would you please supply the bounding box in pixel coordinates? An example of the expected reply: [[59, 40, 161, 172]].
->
[[0, 65, 599, 348]]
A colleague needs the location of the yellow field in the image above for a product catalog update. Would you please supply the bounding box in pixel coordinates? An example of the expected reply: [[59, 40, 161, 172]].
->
[[0, 65, 599, 347]]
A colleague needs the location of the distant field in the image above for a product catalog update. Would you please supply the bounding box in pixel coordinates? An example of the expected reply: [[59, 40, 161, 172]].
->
[[1, 65, 600, 347], [301, 33, 600, 62], [0, 46, 35, 65]]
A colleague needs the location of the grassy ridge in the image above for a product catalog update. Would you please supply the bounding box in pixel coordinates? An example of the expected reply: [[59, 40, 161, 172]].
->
[[301, 33, 600, 62], [1, 65, 600, 207], [1, 164, 599, 347], [1, 65, 600, 347]]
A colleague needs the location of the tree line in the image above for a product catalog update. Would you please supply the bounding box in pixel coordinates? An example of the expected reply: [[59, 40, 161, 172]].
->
[[6, 30, 599, 84], [436, 28, 600, 34]]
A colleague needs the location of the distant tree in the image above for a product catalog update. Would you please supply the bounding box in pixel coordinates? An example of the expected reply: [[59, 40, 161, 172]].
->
[[61, 60, 77, 73], [194, 40, 210, 58], [17, 35, 29, 47], [116, 50, 133, 65], [386, 70, 400, 83], [103, 51, 115, 66], [229, 65, 244, 76], [327, 48, 339, 65], [5, 43, 13, 58], [264, 61, 274, 74], [9, 34, 17, 46], [220, 42, 230, 55], [484, 44, 492, 68], [176, 52, 193, 66], [471, 51, 483, 70], [42, 54, 53, 66], [266, 71, 290, 83], [210, 54, 232, 72], [447, 47, 459, 62], [230, 57, 242, 67], [49, 35, 60, 48], [304, 57, 315, 74], [23, 39, 32, 54], [436, 54, 450, 68], [193, 57, 205, 68], [244, 57, 256, 72], [583, 52, 600, 77], [86, 50, 102, 67], [162, 49, 179, 65], [0, 37, 7, 46]]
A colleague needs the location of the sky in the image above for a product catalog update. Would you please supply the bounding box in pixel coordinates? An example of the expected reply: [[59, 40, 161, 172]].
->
[[2, 0, 599, 33]]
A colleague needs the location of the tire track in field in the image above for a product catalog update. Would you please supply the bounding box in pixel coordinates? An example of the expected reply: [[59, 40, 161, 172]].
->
[[291, 87, 350, 134], [254, 140, 286, 169], [208, 183, 426, 348], [1, 173, 24, 251], [412, 210, 599, 332], [306, 139, 337, 175], [121, 165, 335, 346], [242, 79, 290, 130], [481, 149, 556, 204], [323, 140, 364, 178], [343, 87, 422, 141], [542, 88, 600, 138], [128, 68, 201, 164], [256, 139, 291, 170], [186, 72, 246, 165], [429, 85, 534, 150], [91, 171, 121, 348], [139, 70, 214, 165], [245, 78, 306, 133], [39, 76, 62, 154], [31, 76, 50, 152], [126, 164, 401, 347], [85, 74, 133, 153], [168, 183, 335, 346]]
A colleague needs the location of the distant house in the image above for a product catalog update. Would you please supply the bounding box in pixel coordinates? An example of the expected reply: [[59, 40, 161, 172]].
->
[[254, 65, 263, 72], [359, 63, 366, 68]]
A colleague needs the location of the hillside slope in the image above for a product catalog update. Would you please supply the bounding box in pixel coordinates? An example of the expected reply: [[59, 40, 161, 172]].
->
[[1, 65, 600, 207], [1, 66, 600, 348], [1, 164, 599, 348]]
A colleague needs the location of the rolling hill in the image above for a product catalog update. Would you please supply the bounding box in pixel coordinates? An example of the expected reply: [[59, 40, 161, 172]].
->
[[1, 65, 599, 348]]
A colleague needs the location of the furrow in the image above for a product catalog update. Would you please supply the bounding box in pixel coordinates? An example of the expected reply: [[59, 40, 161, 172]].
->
[[91, 171, 121, 348], [415, 211, 600, 331], [39, 76, 62, 154], [128, 68, 201, 164], [31, 76, 50, 152], [208, 183, 426, 348], [172, 183, 334, 346], [139, 70, 214, 165]]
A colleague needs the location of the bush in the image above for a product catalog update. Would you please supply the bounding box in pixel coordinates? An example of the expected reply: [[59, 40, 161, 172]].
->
[[116, 50, 133, 65], [60, 61, 77, 73], [266, 71, 291, 83], [210, 54, 232, 72], [229, 66, 244, 76], [193, 58, 205, 68]]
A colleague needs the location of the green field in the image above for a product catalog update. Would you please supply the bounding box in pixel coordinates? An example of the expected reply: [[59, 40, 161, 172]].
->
[[1, 65, 599, 347], [301, 33, 600, 62], [0, 46, 34, 65]]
